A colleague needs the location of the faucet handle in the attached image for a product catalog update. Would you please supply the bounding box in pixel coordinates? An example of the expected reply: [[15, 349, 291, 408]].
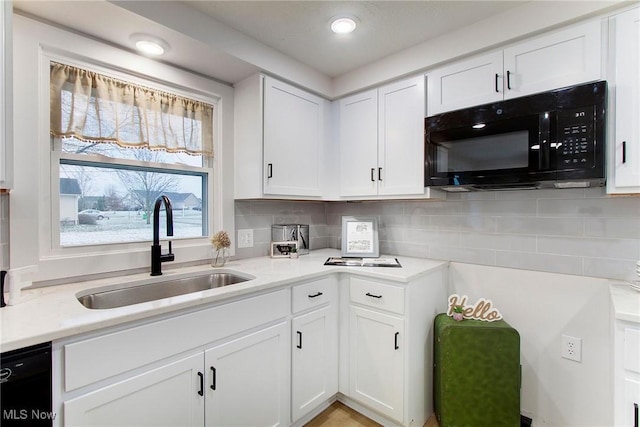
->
[[168, 241, 173, 255]]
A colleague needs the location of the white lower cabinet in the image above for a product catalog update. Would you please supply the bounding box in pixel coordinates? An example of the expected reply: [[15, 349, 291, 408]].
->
[[342, 270, 448, 427], [64, 353, 204, 427], [290, 277, 338, 423], [205, 322, 289, 427], [64, 323, 289, 427], [55, 289, 289, 427], [349, 305, 404, 422], [291, 306, 337, 421], [614, 319, 640, 427], [55, 268, 448, 427]]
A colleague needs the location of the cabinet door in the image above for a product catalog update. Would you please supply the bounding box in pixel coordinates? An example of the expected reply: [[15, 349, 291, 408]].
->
[[378, 76, 426, 196], [427, 50, 503, 115], [623, 377, 640, 427], [339, 89, 378, 197], [612, 8, 640, 191], [291, 305, 338, 422], [205, 322, 289, 427], [349, 305, 404, 423], [263, 77, 323, 197], [503, 19, 602, 99], [64, 353, 204, 427]]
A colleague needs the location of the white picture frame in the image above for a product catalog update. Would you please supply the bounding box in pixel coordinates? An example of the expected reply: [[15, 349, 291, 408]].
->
[[270, 241, 298, 258], [341, 216, 379, 258]]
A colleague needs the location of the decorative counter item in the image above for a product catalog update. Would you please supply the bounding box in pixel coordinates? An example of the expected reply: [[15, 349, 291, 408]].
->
[[270, 241, 298, 258], [210, 230, 231, 267], [341, 216, 379, 258], [447, 294, 503, 322], [289, 248, 299, 259], [452, 305, 464, 321]]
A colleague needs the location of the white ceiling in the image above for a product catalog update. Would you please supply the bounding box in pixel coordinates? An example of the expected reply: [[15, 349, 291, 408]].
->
[[14, 1, 525, 82], [12, 1, 622, 97], [182, 1, 524, 78]]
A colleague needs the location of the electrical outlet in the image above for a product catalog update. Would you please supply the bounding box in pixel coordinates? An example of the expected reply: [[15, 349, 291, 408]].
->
[[561, 335, 582, 362], [237, 229, 254, 248]]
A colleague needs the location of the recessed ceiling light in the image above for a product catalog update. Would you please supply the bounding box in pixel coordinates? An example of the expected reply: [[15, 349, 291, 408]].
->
[[330, 17, 357, 34], [472, 123, 486, 129], [130, 33, 170, 56]]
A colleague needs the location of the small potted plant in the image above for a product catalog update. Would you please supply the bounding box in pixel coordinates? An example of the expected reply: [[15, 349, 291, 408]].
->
[[210, 230, 231, 267], [452, 305, 464, 321], [289, 247, 299, 259]]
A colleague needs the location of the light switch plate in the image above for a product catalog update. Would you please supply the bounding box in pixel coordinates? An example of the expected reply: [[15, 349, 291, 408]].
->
[[237, 229, 254, 248]]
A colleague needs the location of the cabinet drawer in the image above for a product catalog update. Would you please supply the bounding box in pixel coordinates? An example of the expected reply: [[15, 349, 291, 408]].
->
[[349, 277, 404, 314], [292, 277, 336, 314], [63, 289, 288, 392]]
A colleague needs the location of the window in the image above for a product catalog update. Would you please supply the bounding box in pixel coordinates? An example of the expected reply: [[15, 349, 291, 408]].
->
[[50, 62, 215, 247]]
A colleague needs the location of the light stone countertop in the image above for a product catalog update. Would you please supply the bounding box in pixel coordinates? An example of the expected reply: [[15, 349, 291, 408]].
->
[[610, 281, 640, 324], [0, 249, 448, 352]]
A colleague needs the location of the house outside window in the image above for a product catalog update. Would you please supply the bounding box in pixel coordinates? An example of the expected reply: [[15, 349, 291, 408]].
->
[[59, 178, 82, 225]]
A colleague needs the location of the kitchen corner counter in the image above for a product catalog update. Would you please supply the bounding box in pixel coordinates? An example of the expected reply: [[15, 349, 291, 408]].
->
[[610, 282, 640, 323], [0, 249, 448, 352]]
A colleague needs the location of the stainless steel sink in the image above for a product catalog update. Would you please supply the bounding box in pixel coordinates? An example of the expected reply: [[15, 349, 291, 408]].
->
[[77, 272, 252, 309]]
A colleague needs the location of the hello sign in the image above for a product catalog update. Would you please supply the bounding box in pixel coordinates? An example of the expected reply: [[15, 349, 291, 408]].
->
[[447, 294, 503, 322]]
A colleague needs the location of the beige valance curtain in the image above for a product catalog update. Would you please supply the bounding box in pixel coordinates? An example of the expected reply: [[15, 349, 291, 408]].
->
[[50, 62, 214, 156]]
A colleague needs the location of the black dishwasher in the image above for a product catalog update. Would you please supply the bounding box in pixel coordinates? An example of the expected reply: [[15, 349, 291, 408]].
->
[[0, 342, 53, 426]]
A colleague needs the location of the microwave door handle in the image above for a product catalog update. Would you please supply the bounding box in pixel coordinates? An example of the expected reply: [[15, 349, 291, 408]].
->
[[539, 113, 552, 170], [539, 136, 550, 170]]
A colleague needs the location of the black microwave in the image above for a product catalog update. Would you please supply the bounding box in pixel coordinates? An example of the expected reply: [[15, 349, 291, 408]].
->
[[425, 81, 606, 191]]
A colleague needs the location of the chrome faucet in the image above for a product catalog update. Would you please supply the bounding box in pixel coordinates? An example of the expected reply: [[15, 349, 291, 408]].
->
[[151, 195, 175, 276]]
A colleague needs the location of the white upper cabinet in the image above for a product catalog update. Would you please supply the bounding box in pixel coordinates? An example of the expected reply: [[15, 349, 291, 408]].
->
[[263, 77, 324, 197], [0, 0, 12, 190], [339, 89, 378, 197], [428, 19, 602, 116], [378, 78, 428, 196], [427, 51, 503, 115], [234, 74, 327, 199], [339, 75, 433, 199], [608, 7, 640, 194]]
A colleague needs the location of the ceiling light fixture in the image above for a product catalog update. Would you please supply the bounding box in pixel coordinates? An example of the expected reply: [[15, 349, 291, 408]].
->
[[130, 33, 170, 56], [330, 17, 357, 34]]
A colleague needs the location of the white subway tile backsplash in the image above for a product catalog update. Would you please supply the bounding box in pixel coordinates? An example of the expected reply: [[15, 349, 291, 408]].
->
[[235, 214, 274, 230], [582, 257, 638, 281], [458, 199, 538, 216], [461, 232, 537, 252], [496, 217, 584, 236], [234, 189, 640, 281], [430, 246, 496, 265], [538, 236, 640, 260], [404, 229, 460, 246], [538, 196, 640, 217], [584, 217, 640, 239], [430, 215, 496, 232]]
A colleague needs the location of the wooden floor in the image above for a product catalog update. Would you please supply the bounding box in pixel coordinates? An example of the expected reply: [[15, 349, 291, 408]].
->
[[305, 402, 440, 427]]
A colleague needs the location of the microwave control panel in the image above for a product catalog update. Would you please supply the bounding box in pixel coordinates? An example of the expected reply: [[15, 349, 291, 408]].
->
[[556, 106, 596, 169]]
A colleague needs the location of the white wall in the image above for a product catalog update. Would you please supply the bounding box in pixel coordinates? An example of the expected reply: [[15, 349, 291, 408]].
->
[[449, 262, 612, 427], [11, 15, 236, 282]]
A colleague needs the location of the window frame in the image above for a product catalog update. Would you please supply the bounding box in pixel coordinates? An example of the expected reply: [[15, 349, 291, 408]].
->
[[36, 51, 225, 275]]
